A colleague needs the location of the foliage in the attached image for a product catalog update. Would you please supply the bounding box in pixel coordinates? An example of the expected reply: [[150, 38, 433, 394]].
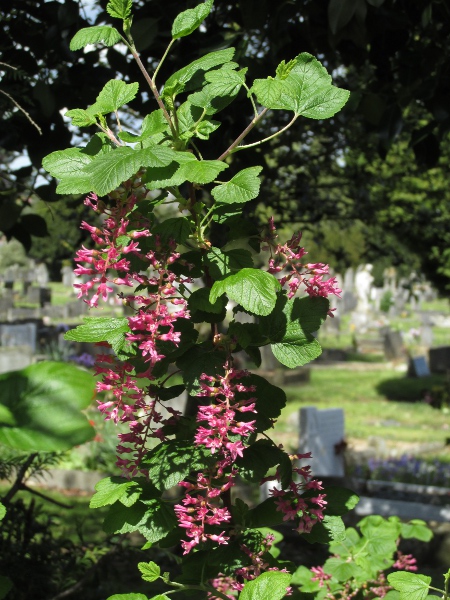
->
[[39, 0, 351, 597], [24, 0, 448, 598], [0, 362, 95, 452], [0, 0, 450, 291], [291, 515, 433, 599]]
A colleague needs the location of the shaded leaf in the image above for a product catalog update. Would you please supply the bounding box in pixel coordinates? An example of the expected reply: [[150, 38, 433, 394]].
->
[[70, 26, 122, 51], [172, 0, 214, 40], [210, 269, 280, 316], [0, 362, 95, 452]]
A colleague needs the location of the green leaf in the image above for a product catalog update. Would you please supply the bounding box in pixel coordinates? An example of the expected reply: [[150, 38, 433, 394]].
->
[[252, 53, 350, 119], [90, 477, 142, 509], [304, 515, 346, 544], [94, 80, 139, 114], [152, 217, 191, 244], [0, 362, 95, 452], [358, 515, 399, 556], [237, 439, 289, 483], [164, 49, 235, 97], [176, 158, 228, 184], [260, 294, 329, 368], [400, 520, 433, 542], [328, 0, 358, 34], [42, 147, 93, 178], [0, 576, 12, 600], [316, 486, 359, 516], [85, 146, 175, 196], [107, 0, 132, 19], [65, 108, 97, 127], [104, 499, 177, 543], [172, 0, 214, 40], [107, 594, 148, 600], [119, 110, 168, 142], [64, 317, 130, 357], [238, 373, 286, 431], [247, 497, 284, 528], [70, 26, 122, 51], [324, 557, 363, 582], [291, 565, 321, 592], [188, 66, 245, 114], [240, 571, 292, 600], [210, 268, 280, 316], [329, 527, 360, 557], [141, 441, 212, 491], [211, 167, 263, 204], [138, 561, 160, 582], [177, 347, 227, 394], [188, 288, 226, 314], [205, 247, 254, 280], [0, 502, 5, 521], [387, 572, 431, 600]]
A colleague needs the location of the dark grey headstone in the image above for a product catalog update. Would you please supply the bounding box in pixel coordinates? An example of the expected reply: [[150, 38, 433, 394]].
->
[[383, 329, 405, 360], [429, 346, 450, 374]]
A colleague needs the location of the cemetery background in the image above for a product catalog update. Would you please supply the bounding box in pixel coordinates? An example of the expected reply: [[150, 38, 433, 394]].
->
[[1, 252, 449, 598]]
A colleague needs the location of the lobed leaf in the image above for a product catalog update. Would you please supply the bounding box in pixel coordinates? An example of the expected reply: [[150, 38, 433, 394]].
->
[[90, 477, 142, 509], [106, 0, 133, 20], [251, 53, 350, 119], [70, 26, 122, 51], [176, 158, 228, 184], [94, 80, 139, 114], [138, 561, 160, 583], [387, 572, 431, 600], [240, 571, 292, 600], [211, 166, 263, 204], [64, 317, 130, 356], [210, 268, 280, 316], [163, 48, 235, 97]]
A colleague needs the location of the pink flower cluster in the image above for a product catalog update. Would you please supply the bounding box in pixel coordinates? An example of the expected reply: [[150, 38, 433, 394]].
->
[[267, 453, 327, 533], [174, 366, 257, 554], [263, 217, 341, 308], [75, 187, 192, 475], [209, 534, 292, 597]]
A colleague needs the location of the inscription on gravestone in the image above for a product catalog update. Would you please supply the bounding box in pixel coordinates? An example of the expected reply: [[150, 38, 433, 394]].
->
[[299, 407, 345, 478]]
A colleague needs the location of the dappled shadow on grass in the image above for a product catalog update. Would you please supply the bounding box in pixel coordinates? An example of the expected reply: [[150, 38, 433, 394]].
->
[[376, 373, 446, 402]]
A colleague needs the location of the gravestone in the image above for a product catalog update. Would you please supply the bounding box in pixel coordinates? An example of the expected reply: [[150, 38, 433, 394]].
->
[[408, 356, 430, 378], [382, 328, 405, 360], [61, 265, 75, 287], [420, 313, 434, 348], [299, 407, 345, 478], [35, 263, 49, 287], [0, 346, 33, 374], [0, 322, 38, 353], [0, 296, 14, 314], [27, 287, 52, 307], [429, 346, 450, 374]]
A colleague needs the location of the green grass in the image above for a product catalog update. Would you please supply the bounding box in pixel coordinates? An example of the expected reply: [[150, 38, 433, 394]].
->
[[271, 367, 450, 454]]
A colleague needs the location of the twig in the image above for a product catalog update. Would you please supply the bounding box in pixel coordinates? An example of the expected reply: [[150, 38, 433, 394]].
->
[[0, 89, 42, 134]]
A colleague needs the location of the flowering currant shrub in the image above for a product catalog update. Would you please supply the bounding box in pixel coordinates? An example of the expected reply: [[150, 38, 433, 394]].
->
[[41, 0, 365, 597]]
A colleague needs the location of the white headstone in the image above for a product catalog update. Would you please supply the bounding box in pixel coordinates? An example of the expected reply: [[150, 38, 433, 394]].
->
[[35, 263, 49, 286], [299, 407, 345, 477]]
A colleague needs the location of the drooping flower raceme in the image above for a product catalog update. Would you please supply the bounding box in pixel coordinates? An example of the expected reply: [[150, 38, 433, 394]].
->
[[263, 217, 342, 311]]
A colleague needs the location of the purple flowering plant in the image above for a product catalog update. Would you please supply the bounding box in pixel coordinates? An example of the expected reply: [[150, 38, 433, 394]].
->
[[37, 0, 443, 598]]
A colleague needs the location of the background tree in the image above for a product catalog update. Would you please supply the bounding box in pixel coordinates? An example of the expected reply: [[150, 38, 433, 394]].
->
[[1, 0, 449, 289]]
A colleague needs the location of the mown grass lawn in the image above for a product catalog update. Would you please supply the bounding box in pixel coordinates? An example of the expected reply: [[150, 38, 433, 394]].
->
[[271, 366, 450, 457]]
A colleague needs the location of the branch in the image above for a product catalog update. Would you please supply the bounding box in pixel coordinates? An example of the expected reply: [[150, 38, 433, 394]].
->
[[0, 89, 42, 134], [217, 107, 269, 161]]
